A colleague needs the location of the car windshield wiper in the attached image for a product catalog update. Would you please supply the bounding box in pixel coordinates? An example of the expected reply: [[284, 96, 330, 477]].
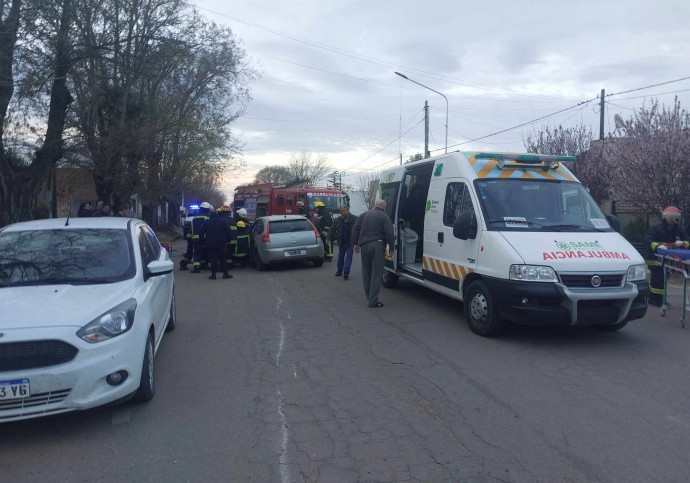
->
[[547, 223, 607, 232]]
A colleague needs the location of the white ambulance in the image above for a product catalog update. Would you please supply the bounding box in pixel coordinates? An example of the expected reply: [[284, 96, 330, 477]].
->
[[379, 151, 649, 336]]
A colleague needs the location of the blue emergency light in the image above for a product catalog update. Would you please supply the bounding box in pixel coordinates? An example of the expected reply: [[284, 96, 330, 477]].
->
[[189, 204, 199, 210]]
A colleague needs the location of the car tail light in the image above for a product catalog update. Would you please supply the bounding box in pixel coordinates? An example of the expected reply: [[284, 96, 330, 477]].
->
[[262, 223, 270, 243], [308, 220, 320, 241]]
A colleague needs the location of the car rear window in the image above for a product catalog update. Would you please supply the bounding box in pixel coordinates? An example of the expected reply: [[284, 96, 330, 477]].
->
[[269, 219, 313, 234], [0, 229, 135, 286]]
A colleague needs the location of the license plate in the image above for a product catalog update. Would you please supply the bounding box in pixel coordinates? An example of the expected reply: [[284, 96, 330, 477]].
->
[[0, 378, 30, 401], [285, 249, 306, 257]]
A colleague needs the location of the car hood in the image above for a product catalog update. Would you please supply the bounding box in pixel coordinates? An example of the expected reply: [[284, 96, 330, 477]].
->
[[0, 281, 136, 330], [499, 231, 644, 270]]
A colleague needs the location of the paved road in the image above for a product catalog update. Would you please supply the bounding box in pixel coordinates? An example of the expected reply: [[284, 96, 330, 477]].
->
[[2, 242, 690, 482]]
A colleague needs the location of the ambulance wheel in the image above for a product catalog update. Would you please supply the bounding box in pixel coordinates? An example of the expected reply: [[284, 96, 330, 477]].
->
[[254, 249, 266, 271], [381, 270, 399, 289], [464, 280, 504, 337], [312, 257, 324, 267]]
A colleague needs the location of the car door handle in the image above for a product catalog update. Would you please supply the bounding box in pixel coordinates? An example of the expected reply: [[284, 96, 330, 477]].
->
[[438, 232, 444, 244]]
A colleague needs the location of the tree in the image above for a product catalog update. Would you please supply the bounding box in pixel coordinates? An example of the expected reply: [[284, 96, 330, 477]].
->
[[355, 171, 380, 210], [405, 153, 423, 163], [605, 97, 690, 215], [0, 0, 75, 225], [286, 150, 331, 186], [254, 165, 291, 184], [523, 124, 610, 203]]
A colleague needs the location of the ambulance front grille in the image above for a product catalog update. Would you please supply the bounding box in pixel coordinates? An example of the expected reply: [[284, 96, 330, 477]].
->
[[559, 273, 624, 288]]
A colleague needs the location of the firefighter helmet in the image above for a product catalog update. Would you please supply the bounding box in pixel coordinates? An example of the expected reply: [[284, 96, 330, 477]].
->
[[200, 202, 212, 210], [314, 201, 325, 208], [236, 221, 246, 228], [237, 208, 248, 218], [663, 206, 681, 219]]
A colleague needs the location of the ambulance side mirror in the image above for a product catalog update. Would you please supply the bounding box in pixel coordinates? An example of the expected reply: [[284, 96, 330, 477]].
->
[[606, 214, 621, 233], [453, 212, 477, 240]]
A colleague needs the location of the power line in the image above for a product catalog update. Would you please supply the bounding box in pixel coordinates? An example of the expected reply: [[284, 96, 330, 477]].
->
[[431, 96, 599, 153], [606, 76, 690, 98], [242, 108, 420, 123], [605, 87, 690, 102]]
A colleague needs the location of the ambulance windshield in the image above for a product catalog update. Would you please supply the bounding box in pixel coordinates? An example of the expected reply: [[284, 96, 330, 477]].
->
[[475, 179, 614, 232]]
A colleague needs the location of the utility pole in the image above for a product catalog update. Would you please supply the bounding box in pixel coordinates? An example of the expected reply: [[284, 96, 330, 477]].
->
[[400, 153, 403, 166], [599, 89, 606, 141], [424, 100, 430, 158]]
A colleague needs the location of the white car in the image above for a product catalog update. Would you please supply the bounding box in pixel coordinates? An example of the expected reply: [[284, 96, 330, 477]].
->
[[0, 217, 175, 422]]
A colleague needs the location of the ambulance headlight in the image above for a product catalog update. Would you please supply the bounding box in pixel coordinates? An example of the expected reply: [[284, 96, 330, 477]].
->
[[627, 264, 647, 282], [509, 265, 557, 282]]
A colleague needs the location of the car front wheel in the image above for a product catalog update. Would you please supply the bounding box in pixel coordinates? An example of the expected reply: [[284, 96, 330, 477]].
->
[[133, 332, 155, 403], [464, 280, 504, 337]]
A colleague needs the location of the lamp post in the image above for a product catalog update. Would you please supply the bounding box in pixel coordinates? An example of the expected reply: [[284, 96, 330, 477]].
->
[[395, 71, 448, 154]]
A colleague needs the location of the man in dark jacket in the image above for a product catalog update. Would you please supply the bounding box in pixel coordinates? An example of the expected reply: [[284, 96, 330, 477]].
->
[[644, 205, 690, 306], [330, 206, 358, 280], [199, 208, 233, 280], [352, 199, 395, 308]]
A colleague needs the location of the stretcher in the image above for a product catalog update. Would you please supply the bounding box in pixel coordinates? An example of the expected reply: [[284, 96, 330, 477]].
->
[[657, 247, 690, 327]]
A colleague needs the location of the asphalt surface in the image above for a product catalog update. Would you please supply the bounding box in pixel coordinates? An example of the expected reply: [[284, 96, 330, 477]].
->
[[2, 241, 690, 482]]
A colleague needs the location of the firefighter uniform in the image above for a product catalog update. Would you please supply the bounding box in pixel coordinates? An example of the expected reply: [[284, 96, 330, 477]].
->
[[191, 202, 212, 273], [233, 221, 250, 266], [644, 206, 690, 306], [315, 202, 334, 261]]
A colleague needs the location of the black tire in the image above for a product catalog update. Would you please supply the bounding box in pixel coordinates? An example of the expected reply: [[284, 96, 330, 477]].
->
[[312, 257, 324, 267], [165, 291, 176, 332], [381, 270, 399, 289], [133, 332, 155, 403], [254, 249, 266, 271], [594, 320, 629, 331], [464, 280, 504, 337]]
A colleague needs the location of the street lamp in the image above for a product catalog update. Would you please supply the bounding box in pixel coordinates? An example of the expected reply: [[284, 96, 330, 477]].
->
[[395, 71, 448, 154]]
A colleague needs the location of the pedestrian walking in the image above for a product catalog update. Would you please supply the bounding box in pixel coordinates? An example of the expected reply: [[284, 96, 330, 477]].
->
[[330, 206, 358, 280], [352, 199, 394, 308]]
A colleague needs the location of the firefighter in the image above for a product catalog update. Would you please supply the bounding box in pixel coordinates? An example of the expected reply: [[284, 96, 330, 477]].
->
[[191, 202, 212, 273], [233, 220, 251, 267], [314, 201, 334, 261], [180, 208, 194, 270], [296, 200, 309, 218], [644, 205, 690, 306], [217, 204, 234, 269], [200, 207, 233, 280]]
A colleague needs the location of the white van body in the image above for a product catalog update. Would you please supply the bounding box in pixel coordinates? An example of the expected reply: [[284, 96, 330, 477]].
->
[[379, 151, 649, 336]]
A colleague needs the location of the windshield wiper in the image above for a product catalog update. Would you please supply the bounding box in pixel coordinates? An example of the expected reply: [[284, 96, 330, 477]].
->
[[5, 277, 115, 287], [547, 223, 607, 232], [487, 219, 560, 232]]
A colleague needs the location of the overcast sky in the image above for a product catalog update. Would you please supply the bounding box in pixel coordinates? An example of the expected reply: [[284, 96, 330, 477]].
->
[[191, 0, 690, 201]]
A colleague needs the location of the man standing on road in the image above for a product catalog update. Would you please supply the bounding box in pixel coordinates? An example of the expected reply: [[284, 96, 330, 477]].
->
[[331, 206, 358, 280], [200, 208, 233, 280], [352, 199, 394, 308]]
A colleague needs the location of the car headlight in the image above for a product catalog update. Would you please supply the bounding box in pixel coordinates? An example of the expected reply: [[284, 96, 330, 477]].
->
[[509, 265, 558, 282], [627, 264, 647, 282], [77, 299, 137, 343]]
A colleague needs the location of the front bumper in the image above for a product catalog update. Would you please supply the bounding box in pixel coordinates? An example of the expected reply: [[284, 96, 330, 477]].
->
[[483, 277, 648, 326], [0, 325, 147, 423]]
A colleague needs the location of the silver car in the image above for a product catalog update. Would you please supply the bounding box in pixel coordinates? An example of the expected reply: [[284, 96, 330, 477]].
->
[[251, 215, 324, 270]]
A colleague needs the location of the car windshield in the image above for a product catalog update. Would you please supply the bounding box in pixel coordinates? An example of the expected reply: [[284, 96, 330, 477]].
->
[[269, 219, 314, 233], [475, 179, 614, 232], [307, 193, 344, 212], [0, 228, 135, 287]]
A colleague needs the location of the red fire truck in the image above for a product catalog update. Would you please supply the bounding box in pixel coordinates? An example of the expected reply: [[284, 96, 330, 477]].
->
[[233, 182, 349, 220]]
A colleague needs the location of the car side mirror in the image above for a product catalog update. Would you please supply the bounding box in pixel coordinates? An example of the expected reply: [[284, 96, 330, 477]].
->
[[146, 259, 174, 279], [606, 214, 621, 233], [453, 212, 478, 240]]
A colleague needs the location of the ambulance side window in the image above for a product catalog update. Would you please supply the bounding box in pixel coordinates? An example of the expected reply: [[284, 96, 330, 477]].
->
[[444, 183, 474, 227]]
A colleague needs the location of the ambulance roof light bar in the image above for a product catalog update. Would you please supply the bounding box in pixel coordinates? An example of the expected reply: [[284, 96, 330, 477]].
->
[[475, 152, 576, 171]]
